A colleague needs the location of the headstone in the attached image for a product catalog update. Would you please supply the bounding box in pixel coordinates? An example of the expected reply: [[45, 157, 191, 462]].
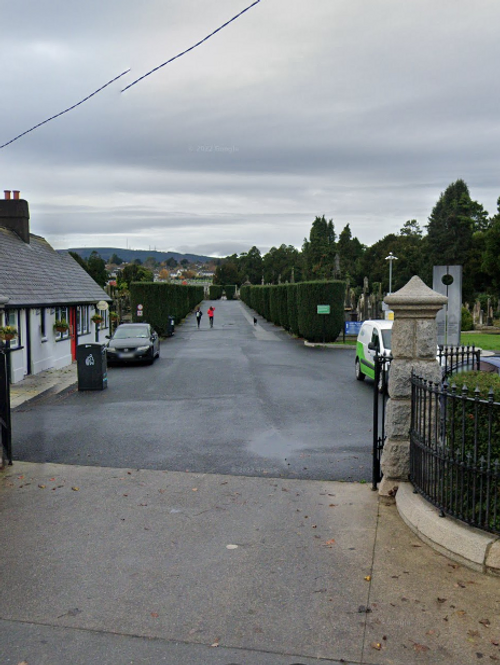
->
[[433, 265, 462, 346]]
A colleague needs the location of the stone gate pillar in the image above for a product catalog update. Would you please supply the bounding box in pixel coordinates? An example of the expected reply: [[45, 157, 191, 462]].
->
[[379, 276, 447, 499]]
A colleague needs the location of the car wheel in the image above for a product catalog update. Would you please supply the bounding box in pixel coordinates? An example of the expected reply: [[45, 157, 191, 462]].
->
[[355, 357, 365, 381]]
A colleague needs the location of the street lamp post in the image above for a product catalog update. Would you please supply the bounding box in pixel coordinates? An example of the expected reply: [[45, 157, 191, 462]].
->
[[385, 252, 398, 294]]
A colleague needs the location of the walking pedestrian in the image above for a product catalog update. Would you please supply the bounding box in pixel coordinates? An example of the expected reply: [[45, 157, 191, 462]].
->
[[207, 306, 215, 328], [195, 307, 203, 328]]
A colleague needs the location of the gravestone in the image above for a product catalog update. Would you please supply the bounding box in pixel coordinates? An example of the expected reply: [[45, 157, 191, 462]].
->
[[433, 265, 462, 346]]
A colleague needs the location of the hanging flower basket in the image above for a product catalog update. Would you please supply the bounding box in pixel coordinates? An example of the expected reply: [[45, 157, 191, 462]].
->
[[54, 319, 69, 333], [91, 314, 104, 325], [0, 325, 18, 341], [109, 311, 119, 321]]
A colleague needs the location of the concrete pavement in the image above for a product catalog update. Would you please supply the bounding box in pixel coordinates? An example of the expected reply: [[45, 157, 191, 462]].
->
[[2, 315, 500, 663], [1, 461, 500, 664]]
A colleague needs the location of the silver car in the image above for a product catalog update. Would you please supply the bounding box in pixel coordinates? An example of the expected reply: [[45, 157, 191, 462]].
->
[[106, 323, 160, 365]]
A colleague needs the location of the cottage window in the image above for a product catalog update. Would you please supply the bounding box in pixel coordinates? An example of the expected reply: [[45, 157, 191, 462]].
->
[[40, 307, 47, 338], [6, 310, 21, 348], [77, 305, 90, 335], [55, 306, 69, 339]]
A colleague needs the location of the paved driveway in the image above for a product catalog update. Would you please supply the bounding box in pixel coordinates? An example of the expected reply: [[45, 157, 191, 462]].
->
[[12, 300, 373, 480]]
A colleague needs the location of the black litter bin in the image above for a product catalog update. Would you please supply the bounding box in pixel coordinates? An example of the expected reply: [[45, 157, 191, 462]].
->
[[77, 343, 107, 391], [166, 316, 175, 337]]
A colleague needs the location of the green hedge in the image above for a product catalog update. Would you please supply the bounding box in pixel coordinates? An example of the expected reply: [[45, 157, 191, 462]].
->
[[224, 285, 236, 300], [447, 371, 500, 461], [130, 282, 204, 335], [286, 284, 299, 336], [297, 281, 345, 342], [240, 280, 345, 342], [461, 307, 473, 331], [209, 285, 224, 300]]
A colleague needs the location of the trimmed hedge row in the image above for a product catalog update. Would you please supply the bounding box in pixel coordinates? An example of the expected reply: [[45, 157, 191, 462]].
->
[[130, 282, 204, 335], [240, 280, 345, 342], [224, 285, 236, 300], [209, 285, 224, 300]]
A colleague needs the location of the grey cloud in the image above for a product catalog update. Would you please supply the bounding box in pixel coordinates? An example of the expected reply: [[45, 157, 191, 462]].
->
[[2, 0, 500, 256]]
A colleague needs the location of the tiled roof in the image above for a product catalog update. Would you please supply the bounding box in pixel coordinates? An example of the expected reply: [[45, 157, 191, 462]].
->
[[0, 227, 111, 307]]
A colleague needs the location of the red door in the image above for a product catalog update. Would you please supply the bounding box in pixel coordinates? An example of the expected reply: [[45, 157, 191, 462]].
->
[[69, 307, 77, 360]]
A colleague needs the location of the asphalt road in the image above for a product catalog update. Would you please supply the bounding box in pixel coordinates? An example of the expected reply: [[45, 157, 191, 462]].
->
[[13, 300, 374, 481]]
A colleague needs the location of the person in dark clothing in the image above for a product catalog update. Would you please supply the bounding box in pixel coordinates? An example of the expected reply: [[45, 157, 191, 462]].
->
[[207, 306, 215, 328], [195, 307, 203, 328]]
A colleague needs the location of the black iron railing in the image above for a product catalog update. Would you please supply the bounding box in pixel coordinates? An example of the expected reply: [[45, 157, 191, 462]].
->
[[410, 374, 500, 535], [0, 346, 12, 466], [438, 344, 481, 379]]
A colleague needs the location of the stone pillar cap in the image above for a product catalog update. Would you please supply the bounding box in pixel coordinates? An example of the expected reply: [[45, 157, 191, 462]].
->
[[384, 275, 448, 309]]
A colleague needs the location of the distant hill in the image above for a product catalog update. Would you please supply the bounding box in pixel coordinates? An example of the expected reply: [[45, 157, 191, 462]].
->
[[63, 248, 217, 264]]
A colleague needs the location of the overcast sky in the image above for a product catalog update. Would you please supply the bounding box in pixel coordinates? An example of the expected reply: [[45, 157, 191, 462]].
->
[[2, 0, 499, 258]]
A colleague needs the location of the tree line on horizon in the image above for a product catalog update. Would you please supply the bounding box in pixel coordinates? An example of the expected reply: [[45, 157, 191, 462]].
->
[[213, 179, 500, 304]]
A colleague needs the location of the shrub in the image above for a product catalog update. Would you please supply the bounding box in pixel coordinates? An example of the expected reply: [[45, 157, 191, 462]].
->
[[209, 285, 223, 300], [446, 370, 500, 463], [296, 281, 346, 343], [224, 285, 236, 300], [461, 307, 473, 331], [286, 284, 299, 336], [130, 282, 203, 335]]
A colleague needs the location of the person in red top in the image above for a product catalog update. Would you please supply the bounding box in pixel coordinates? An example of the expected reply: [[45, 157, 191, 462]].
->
[[207, 306, 215, 328]]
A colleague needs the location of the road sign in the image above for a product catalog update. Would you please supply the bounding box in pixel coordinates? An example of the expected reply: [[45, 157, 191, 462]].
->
[[137, 304, 144, 311], [317, 305, 330, 315]]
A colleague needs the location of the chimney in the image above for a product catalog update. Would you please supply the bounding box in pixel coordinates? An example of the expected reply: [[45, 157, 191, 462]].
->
[[0, 190, 30, 243]]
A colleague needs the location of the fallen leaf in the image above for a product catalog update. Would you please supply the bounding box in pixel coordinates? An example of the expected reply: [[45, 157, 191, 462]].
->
[[491, 639, 499, 646], [329, 504, 337, 507], [49, 477, 56, 481], [364, 575, 371, 582], [413, 643, 430, 653], [192, 487, 198, 492], [468, 630, 481, 638], [226, 544, 238, 550], [480, 619, 491, 627], [71, 486, 79, 491], [325, 539, 336, 545], [371, 642, 382, 650], [150, 612, 159, 618], [455, 581, 466, 588], [211, 638, 220, 647], [437, 598, 447, 604], [456, 610, 467, 617], [38, 484, 46, 489]]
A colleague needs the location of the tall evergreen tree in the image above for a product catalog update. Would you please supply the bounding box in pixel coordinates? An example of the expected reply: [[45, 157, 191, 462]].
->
[[425, 179, 475, 268], [302, 215, 337, 279]]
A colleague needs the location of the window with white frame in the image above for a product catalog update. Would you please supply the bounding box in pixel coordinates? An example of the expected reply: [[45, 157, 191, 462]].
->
[[77, 305, 90, 335], [40, 307, 47, 339], [55, 306, 69, 339], [5, 309, 21, 348]]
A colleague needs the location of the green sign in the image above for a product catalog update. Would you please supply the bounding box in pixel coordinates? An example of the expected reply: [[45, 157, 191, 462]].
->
[[317, 305, 330, 315]]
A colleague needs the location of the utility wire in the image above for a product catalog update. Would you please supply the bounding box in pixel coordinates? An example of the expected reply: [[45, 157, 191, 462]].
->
[[121, 0, 262, 93], [0, 0, 262, 148], [0, 69, 130, 150]]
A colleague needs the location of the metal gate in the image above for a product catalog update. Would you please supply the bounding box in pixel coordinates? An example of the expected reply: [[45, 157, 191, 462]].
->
[[372, 345, 481, 490], [0, 346, 12, 466], [372, 353, 391, 489]]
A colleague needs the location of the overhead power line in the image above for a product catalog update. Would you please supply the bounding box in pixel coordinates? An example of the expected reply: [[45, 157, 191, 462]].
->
[[0, 0, 262, 149], [0, 69, 130, 150], [121, 0, 262, 92]]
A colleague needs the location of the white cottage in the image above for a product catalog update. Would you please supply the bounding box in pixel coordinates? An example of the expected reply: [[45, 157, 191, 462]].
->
[[0, 190, 111, 384]]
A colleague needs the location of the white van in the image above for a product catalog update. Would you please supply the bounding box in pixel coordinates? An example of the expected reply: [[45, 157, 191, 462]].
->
[[355, 320, 393, 384]]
